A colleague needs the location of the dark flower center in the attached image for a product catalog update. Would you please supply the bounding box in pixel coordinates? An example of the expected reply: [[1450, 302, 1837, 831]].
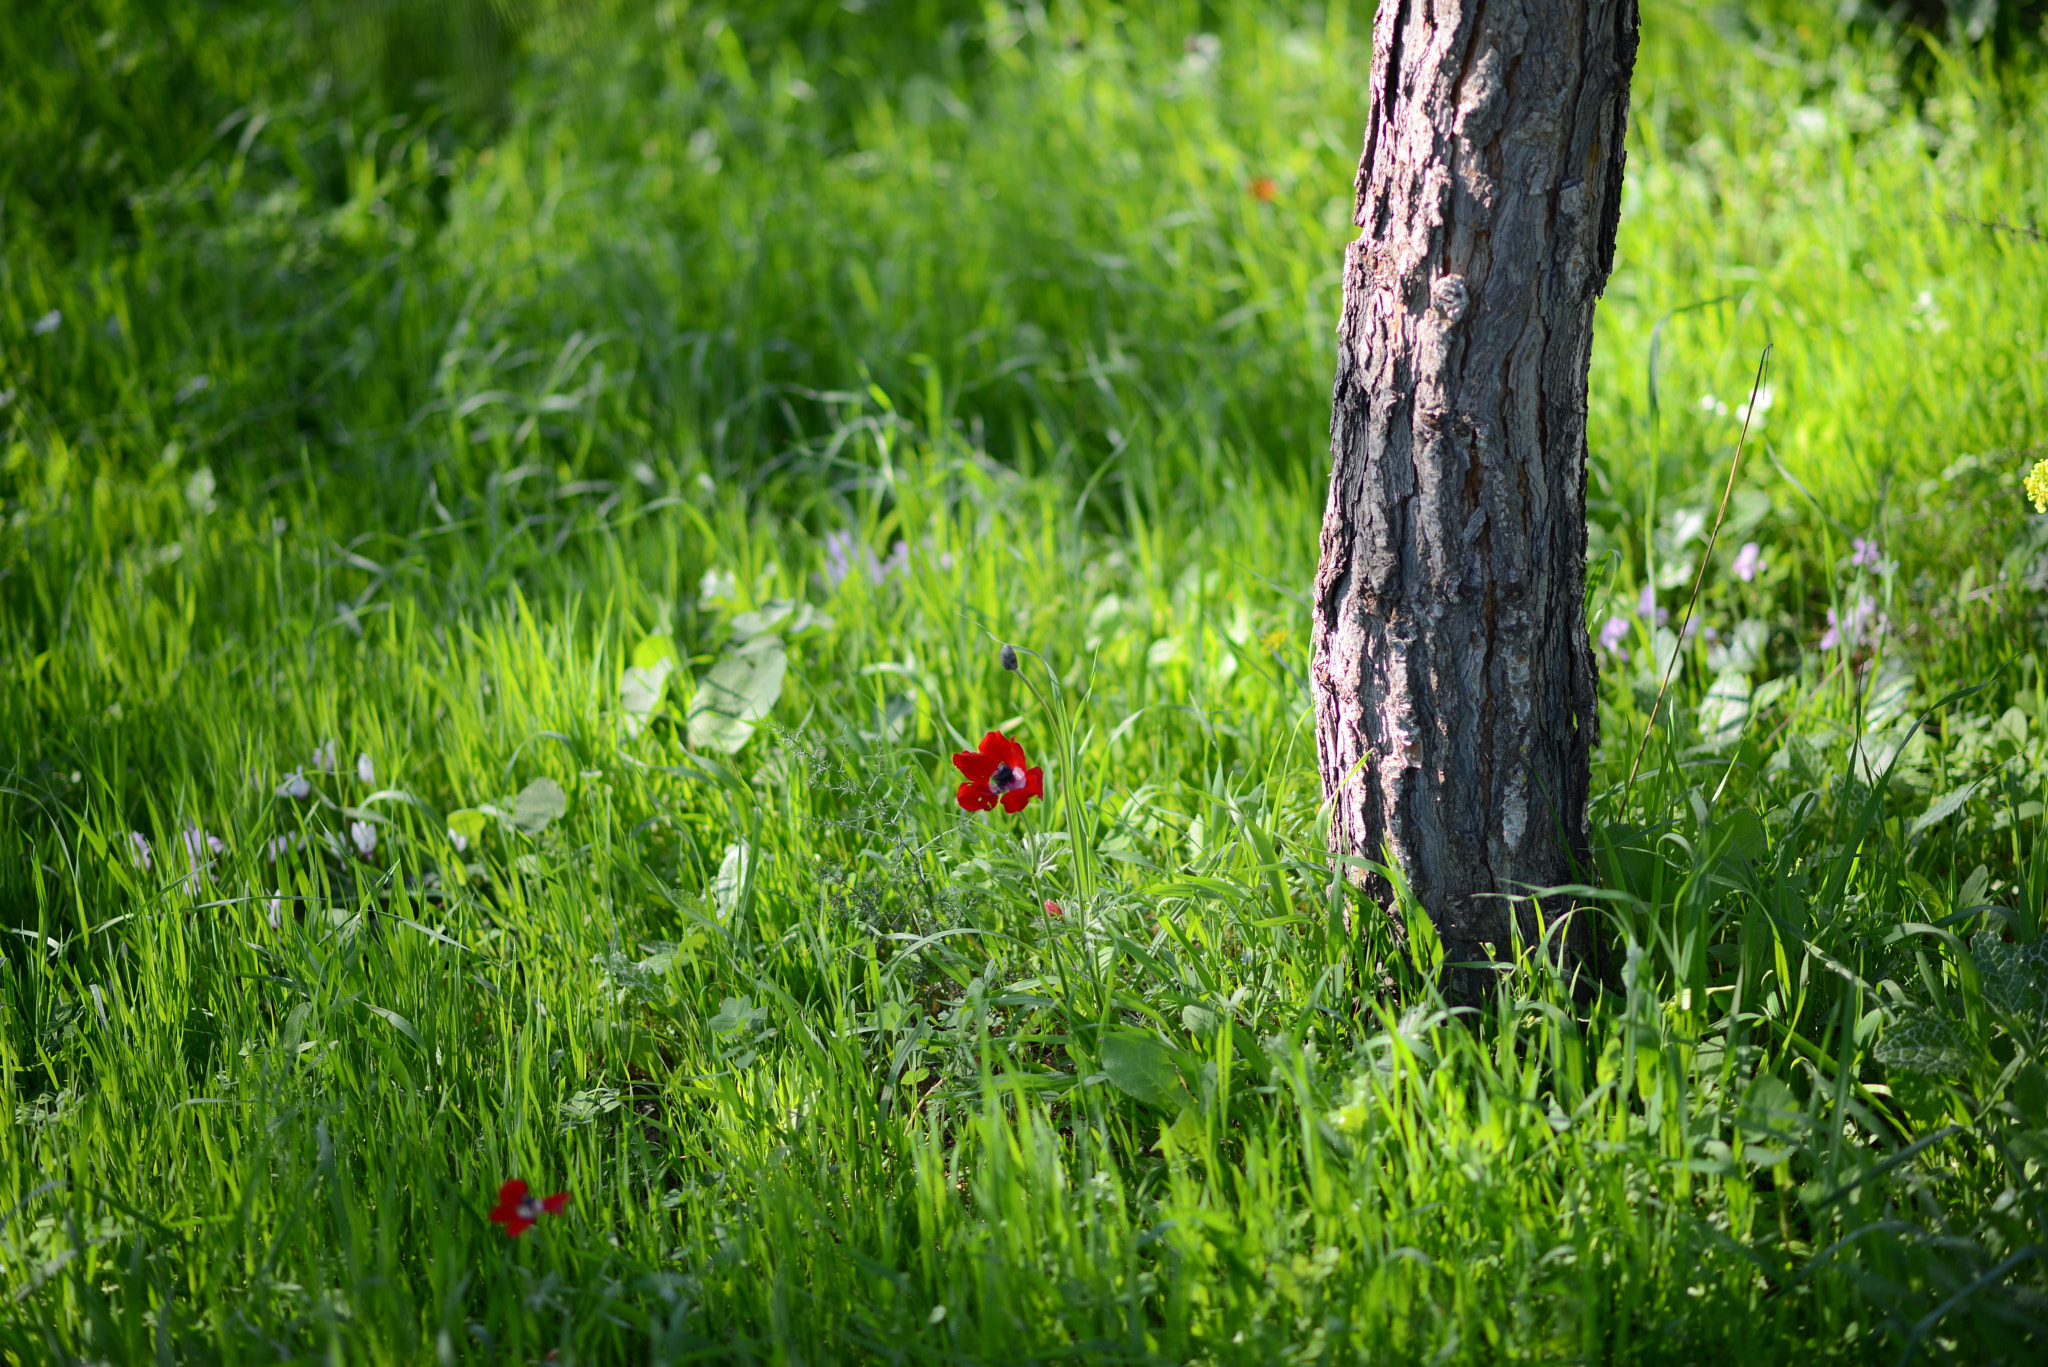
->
[[989, 763, 1023, 793]]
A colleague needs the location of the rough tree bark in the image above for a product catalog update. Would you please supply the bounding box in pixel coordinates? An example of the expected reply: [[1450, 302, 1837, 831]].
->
[[1312, 0, 1639, 999]]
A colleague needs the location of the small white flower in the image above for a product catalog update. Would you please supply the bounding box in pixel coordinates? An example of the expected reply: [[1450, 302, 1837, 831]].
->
[[449, 828, 469, 853], [356, 753, 375, 785], [128, 831, 153, 872], [312, 740, 338, 774], [32, 310, 62, 336], [350, 821, 377, 858], [267, 892, 284, 930], [277, 769, 311, 800]]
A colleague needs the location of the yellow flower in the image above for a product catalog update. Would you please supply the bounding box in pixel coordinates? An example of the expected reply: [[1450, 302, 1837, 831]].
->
[[2027, 459, 2048, 513]]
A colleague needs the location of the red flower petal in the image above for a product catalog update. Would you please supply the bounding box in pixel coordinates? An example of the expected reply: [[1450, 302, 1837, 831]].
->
[[952, 747, 998, 782], [489, 1179, 528, 1221], [984, 731, 1028, 770], [998, 765, 1044, 814], [542, 1192, 570, 1216], [956, 781, 998, 812]]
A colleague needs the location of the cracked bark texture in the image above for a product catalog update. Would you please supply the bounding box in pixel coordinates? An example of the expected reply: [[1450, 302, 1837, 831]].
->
[[1312, 0, 1638, 999]]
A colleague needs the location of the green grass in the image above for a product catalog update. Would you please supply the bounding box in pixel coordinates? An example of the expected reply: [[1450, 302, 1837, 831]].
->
[[5, 0, 2048, 1360]]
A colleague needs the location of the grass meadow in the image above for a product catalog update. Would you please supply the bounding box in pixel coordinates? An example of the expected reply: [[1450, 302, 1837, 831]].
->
[[5, 0, 2048, 1360]]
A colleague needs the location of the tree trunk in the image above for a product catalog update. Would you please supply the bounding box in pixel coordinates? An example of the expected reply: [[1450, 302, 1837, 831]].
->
[[1312, 0, 1638, 1000]]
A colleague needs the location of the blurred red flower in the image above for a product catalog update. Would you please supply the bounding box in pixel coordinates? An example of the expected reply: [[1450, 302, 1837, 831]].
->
[[1249, 176, 1278, 202], [952, 731, 1043, 814], [489, 1178, 569, 1238]]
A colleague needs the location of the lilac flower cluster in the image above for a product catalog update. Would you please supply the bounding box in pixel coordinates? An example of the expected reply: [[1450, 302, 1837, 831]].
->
[[821, 531, 911, 591]]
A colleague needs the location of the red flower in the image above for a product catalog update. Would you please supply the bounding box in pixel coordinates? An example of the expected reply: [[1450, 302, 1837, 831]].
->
[[1249, 176, 1278, 202], [488, 1178, 569, 1238], [1044, 900, 1063, 917], [952, 731, 1043, 814]]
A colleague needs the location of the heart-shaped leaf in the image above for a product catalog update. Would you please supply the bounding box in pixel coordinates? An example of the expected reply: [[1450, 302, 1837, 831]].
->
[[729, 601, 795, 641], [620, 657, 675, 738], [511, 777, 567, 835], [447, 809, 491, 842], [1101, 1030, 1190, 1113], [688, 636, 787, 753]]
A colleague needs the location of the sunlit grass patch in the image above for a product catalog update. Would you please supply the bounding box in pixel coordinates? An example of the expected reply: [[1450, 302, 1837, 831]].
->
[[4, 0, 2048, 1361]]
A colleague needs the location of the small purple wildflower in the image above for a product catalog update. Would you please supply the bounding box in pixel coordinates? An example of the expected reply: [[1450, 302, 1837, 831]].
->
[[821, 530, 862, 591], [1849, 538, 1883, 570], [1637, 584, 1669, 627], [128, 831, 153, 872], [1820, 596, 1886, 653], [178, 827, 224, 892], [1732, 542, 1762, 582], [311, 740, 338, 774], [277, 769, 311, 800], [349, 821, 378, 859], [821, 531, 909, 590], [1598, 615, 1631, 659]]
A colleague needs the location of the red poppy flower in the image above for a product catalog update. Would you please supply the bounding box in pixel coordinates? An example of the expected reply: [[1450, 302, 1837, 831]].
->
[[489, 1178, 569, 1238], [952, 731, 1043, 814], [1249, 176, 1278, 202]]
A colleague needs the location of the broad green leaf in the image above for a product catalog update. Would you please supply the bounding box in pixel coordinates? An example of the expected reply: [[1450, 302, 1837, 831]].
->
[[511, 777, 567, 835], [632, 633, 678, 670], [688, 636, 787, 753], [1707, 618, 1769, 675], [620, 657, 675, 738], [729, 601, 794, 640], [1973, 931, 2048, 1018], [708, 994, 757, 1035], [1101, 1030, 1188, 1113], [447, 809, 490, 842], [1696, 670, 1751, 752], [711, 841, 751, 921], [365, 1003, 422, 1049], [1912, 779, 1985, 836], [1874, 1006, 1973, 1076]]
